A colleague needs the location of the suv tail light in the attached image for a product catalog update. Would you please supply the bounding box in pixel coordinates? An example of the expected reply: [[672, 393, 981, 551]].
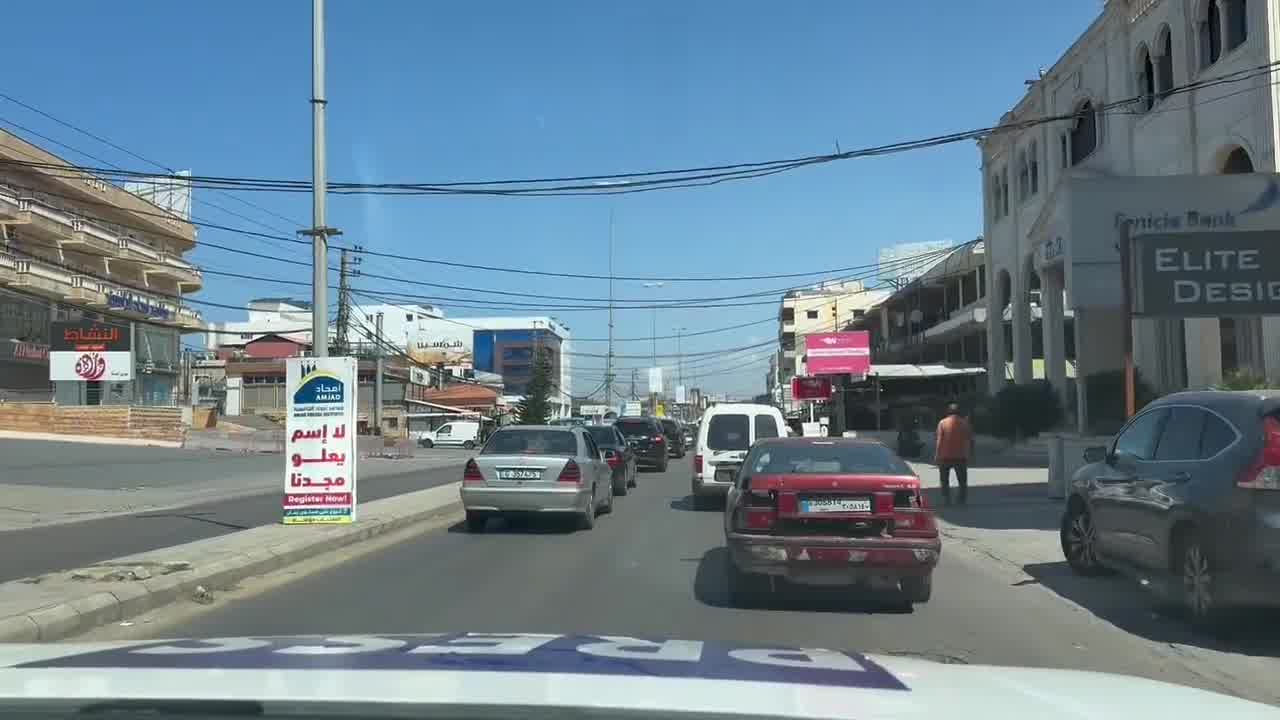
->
[[694, 454, 703, 474], [463, 459, 483, 485], [1238, 416, 1280, 490], [653, 434, 665, 445], [604, 450, 621, 468], [736, 484, 777, 533], [558, 460, 582, 485]]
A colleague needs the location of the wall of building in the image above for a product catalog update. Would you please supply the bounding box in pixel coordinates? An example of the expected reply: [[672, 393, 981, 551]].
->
[[0, 403, 185, 444]]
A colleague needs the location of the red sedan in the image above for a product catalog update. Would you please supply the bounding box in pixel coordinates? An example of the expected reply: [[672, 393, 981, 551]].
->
[[721, 437, 941, 607]]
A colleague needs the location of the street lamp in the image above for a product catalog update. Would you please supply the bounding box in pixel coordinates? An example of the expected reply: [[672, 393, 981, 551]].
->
[[641, 282, 665, 368]]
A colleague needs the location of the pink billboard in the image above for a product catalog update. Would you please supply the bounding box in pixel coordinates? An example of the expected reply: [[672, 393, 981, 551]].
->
[[804, 331, 871, 376]]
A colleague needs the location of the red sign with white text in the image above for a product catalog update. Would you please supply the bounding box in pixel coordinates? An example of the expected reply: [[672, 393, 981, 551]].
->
[[804, 331, 871, 376], [791, 376, 832, 401]]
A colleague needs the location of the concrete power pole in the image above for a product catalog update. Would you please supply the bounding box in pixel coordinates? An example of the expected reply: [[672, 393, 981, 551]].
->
[[334, 249, 351, 356], [374, 311, 384, 434], [305, 0, 340, 357], [605, 211, 615, 407]]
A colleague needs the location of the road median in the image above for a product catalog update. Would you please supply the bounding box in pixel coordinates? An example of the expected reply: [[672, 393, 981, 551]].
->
[[0, 482, 462, 642]]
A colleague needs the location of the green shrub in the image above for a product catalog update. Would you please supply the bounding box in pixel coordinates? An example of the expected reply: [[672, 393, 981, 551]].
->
[[990, 381, 1063, 440], [1213, 370, 1280, 391]]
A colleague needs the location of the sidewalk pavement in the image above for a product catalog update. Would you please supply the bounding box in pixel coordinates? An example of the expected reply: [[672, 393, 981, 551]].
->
[[0, 481, 463, 642], [0, 446, 471, 532], [909, 460, 1280, 707]]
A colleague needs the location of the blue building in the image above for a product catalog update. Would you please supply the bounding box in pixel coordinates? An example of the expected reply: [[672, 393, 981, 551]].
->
[[468, 317, 571, 418]]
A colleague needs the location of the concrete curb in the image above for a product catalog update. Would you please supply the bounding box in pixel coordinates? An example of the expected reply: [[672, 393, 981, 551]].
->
[[0, 483, 463, 642], [0, 430, 183, 448]]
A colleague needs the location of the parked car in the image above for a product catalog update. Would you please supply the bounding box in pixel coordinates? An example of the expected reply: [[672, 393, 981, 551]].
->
[[586, 423, 638, 495], [1061, 390, 1280, 625], [660, 418, 686, 459], [614, 416, 669, 472], [459, 425, 613, 532], [418, 420, 480, 449], [692, 403, 785, 509], [722, 437, 940, 607]]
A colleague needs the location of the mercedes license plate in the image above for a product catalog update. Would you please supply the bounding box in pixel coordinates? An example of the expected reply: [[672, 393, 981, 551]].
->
[[497, 469, 541, 481], [801, 496, 872, 513]]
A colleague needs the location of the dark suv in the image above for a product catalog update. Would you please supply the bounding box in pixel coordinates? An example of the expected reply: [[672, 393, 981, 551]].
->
[[1061, 390, 1280, 626], [659, 418, 686, 459], [614, 416, 669, 472]]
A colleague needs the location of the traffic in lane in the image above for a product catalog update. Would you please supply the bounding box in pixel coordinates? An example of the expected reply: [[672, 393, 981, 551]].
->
[[125, 457, 1229, 697]]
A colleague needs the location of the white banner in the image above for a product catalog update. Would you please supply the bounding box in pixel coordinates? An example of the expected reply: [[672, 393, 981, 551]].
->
[[285, 356, 358, 525], [580, 404, 610, 416], [49, 351, 133, 382], [675, 385, 687, 404], [648, 367, 664, 394]]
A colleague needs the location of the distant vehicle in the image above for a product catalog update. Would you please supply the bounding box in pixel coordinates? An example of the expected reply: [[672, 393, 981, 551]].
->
[[460, 425, 613, 532], [722, 437, 940, 608], [659, 418, 686, 459], [682, 423, 695, 448], [613, 416, 669, 472], [587, 423, 638, 495], [417, 420, 480, 449], [1062, 390, 1280, 626], [692, 403, 785, 510]]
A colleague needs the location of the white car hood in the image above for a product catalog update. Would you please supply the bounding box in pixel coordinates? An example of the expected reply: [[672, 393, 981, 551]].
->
[[0, 633, 1271, 719]]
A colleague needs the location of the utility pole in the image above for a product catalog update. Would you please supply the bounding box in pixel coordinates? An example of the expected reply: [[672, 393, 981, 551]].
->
[[630, 368, 637, 400], [605, 211, 615, 406], [334, 249, 352, 356], [374, 312, 384, 434], [305, 0, 340, 357]]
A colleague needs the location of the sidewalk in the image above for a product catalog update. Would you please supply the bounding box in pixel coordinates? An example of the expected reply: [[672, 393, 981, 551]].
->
[[908, 461, 1280, 707]]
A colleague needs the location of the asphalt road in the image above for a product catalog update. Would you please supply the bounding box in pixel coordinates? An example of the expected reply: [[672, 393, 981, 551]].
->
[[0, 458, 467, 583], [0, 439, 283, 490], [142, 461, 1236, 698]]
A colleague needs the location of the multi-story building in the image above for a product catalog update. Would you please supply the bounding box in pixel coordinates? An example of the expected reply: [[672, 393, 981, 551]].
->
[[0, 129, 202, 405], [979, 0, 1275, 431], [771, 280, 890, 413], [468, 316, 572, 419]]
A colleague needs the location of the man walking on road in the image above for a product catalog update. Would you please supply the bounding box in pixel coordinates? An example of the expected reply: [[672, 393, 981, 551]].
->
[[934, 403, 974, 506]]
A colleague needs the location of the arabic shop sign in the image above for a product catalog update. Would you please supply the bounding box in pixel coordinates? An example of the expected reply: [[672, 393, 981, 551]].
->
[[1, 339, 49, 364], [49, 320, 133, 382], [284, 357, 358, 524], [1133, 231, 1280, 317], [107, 292, 173, 321]]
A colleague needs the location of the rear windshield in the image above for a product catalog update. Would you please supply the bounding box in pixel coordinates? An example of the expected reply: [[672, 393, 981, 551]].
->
[[660, 419, 680, 435], [586, 426, 620, 447], [746, 443, 911, 476], [707, 414, 750, 451], [615, 419, 656, 436], [483, 429, 578, 456]]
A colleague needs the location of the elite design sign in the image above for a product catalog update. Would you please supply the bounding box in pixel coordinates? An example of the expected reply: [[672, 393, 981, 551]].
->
[[1134, 231, 1280, 317]]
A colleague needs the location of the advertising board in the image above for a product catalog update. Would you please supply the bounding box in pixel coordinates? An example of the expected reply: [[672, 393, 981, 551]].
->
[[49, 320, 132, 382], [804, 331, 871, 377], [284, 357, 358, 524]]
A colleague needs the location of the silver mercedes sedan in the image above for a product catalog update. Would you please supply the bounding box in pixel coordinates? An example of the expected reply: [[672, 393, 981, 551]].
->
[[459, 425, 614, 532]]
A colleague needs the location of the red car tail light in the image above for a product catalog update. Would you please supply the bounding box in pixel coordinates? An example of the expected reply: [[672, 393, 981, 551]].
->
[[694, 454, 703, 474], [558, 460, 582, 485], [604, 450, 621, 468], [737, 485, 777, 532], [1238, 416, 1280, 490], [653, 434, 665, 445], [892, 508, 938, 538], [463, 459, 483, 485]]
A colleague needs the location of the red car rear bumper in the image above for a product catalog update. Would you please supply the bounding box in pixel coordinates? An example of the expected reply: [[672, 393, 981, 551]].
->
[[726, 532, 941, 585]]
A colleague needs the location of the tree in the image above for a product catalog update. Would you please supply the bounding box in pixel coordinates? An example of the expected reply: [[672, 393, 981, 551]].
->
[[515, 348, 555, 424]]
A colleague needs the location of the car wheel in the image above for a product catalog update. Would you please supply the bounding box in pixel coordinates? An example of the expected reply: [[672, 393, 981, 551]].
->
[[1061, 502, 1107, 576], [627, 467, 637, 488], [1179, 529, 1221, 627], [578, 492, 597, 531], [465, 511, 486, 533], [658, 456, 669, 473], [602, 484, 615, 514], [901, 574, 932, 604], [420, 439, 434, 449], [613, 472, 628, 496], [463, 440, 475, 450], [726, 559, 770, 608]]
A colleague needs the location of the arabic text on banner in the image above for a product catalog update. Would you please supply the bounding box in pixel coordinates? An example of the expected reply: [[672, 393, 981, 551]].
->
[[284, 356, 358, 524]]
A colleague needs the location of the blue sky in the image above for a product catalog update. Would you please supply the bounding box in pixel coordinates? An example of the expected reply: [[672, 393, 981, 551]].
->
[[1, 1, 1098, 398]]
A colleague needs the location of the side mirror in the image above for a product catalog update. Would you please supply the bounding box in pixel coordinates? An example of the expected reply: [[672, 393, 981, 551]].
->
[[1083, 446, 1107, 464]]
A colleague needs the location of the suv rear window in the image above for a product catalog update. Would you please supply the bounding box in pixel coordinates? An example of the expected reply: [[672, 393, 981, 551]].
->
[[483, 429, 578, 456], [586, 426, 620, 447], [660, 419, 680, 435], [615, 419, 656, 436], [707, 414, 750, 451], [746, 443, 911, 476]]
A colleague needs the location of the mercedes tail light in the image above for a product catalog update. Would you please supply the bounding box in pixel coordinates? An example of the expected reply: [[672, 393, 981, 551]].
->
[[1238, 416, 1280, 490], [463, 459, 483, 485], [558, 460, 582, 485]]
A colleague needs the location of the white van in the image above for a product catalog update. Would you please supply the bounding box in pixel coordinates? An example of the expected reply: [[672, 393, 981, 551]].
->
[[691, 403, 785, 509], [418, 420, 481, 449]]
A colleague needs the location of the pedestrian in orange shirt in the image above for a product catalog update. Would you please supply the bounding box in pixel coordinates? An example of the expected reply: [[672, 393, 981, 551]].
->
[[934, 403, 974, 506]]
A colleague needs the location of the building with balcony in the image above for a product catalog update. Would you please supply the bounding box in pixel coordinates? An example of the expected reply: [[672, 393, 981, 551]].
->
[[980, 0, 1277, 432], [469, 316, 572, 419], [0, 128, 202, 405], [770, 280, 890, 413]]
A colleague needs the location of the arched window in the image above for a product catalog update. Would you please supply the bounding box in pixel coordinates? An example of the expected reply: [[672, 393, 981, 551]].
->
[[990, 173, 1002, 218], [1200, 0, 1223, 68], [1028, 140, 1039, 195], [1226, 0, 1248, 50], [1155, 26, 1174, 98], [1069, 101, 1097, 165], [1222, 146, 1254, 174], [1137, 45, 1154, 112], [1001, 166, 1010, 215], [1017, 149, 1029, 201]]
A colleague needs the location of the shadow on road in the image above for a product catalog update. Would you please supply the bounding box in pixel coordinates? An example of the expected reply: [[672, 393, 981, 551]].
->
[[1023, 560, 1280, 658], [445, 515, 577, 535], [692, 546, 913, 614], [669, 495, 723, 513], [920, 482, 1061, 531]]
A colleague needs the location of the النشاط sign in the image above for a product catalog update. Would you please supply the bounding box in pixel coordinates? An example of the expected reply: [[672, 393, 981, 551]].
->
[[1133, 231, 1280, 317]]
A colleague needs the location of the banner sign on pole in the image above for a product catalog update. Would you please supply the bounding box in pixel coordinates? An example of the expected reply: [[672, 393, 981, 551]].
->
[[284, 356, 358, 524], [804, 331, 871, 376], [50, 320, 133, 382], [791, 376, 833, 401]]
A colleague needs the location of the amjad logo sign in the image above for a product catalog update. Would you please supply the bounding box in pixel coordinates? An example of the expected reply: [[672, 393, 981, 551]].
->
[[292, 364, 346, 405]]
